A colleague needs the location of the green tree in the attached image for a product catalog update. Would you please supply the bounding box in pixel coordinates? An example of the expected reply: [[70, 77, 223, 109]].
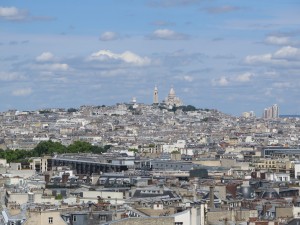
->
[[67, 141, 93, 153], [171, 105, 177, 113], [91, 145, 105, 154], [171, 150, 180, 154], [103, 145, 112, 152], [33, 140, 66, 156], [55, 194, 63, 200], [0, 141, 110, 163], [39, 110, 51, 114], [128, 148, 138, 153], [67, 108, 78, 113]]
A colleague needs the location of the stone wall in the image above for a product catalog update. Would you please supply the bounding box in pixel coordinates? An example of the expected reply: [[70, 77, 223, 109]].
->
[[108, 217, 174, 225]]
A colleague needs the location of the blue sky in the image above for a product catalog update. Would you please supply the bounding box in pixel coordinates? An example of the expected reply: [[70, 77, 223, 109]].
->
[[0, 0, 300, 115]]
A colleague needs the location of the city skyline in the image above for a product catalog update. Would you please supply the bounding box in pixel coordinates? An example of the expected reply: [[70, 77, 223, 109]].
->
[[1, 0, 300, 115]]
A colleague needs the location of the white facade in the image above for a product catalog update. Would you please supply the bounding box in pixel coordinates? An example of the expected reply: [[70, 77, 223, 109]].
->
[[293, 206, 300, 218], [175, 140, 186, 149], [265, 172, 290, 182], [245, 136, 254, 143], [174, 209, 190, 225], [162, 144, 177, 153], [164, 87, 183, 108], [294, 162, 300, 179], [173, 207, 202, 225], [81, 190, 124, 205]]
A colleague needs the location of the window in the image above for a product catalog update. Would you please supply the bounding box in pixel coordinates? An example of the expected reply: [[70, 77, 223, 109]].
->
[[73, 215, 76, 222], [175, 222, 183, 225], [49, 217, 53, 224], [100, 215, 106, 221]]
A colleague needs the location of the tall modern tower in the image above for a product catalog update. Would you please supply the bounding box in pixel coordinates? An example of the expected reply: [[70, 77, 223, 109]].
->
[[263, 104, 279, 119], [272, 104, 279, 118], [153, 85, 159, 104]]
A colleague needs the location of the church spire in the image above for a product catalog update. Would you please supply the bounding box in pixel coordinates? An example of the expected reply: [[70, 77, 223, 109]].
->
[[153, 85, 159, 104]]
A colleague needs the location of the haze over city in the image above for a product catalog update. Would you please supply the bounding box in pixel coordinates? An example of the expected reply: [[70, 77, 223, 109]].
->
[[1, 0, 300, 115]]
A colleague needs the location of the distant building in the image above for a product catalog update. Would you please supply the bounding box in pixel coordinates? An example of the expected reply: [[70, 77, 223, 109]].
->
[[242, 111, 255, 118], [272, 104, 279, 118], [153, 86, 159, 104], [263, 104, 279, 119], [163, 86, 183, 108], [130, 97, 138, 109]]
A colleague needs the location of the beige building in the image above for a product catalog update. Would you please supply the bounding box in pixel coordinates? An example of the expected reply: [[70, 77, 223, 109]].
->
[[253, 158, 292, 172], [108, 217, 174, 225], [25, 210, 67, 225], [207, 208, 258, 224], [30, 156, 52, 173]]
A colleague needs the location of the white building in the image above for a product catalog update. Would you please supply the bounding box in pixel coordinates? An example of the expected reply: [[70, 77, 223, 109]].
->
[[163, 87, 183, 108], [265, 172, 290, 182]]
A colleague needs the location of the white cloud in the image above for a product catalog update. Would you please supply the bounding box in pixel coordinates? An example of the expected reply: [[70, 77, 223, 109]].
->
[[34, 52, 68, 71], [265, 36, 290, 45], [152, 20, 175, 26], [212, 77, 229, 86], [0, 72, 25, 81], [88, 50, 151, 66], [49, 63, 69, 71], [211, 72, 253, 87], [264, 88, 273, 97], [150, 29, 189, 40], [32, 63, 69, 71], [263, 71, 279, 77], [245, 46, 300, 67], [12, 88, 32, 96], [273, 46, 300, 59], [149, 0, 202, 7], [99, 31, 119, 41], [245, 54, 273, 64], [203, 6, 241, 14], [183, 75, 193, 82], [235, 72, 253, 82], [36, 52, 55, 62], [183, 88, 190, 93], [272, 82, 292, 88], [0, 6, 27, 21]]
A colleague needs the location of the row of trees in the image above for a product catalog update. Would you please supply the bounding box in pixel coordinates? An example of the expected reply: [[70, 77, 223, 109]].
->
[[0, 140, 111, 163]]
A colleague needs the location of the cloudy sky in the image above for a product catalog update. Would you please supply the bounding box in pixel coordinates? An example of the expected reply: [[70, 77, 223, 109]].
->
[[1, 0, 300, 115]]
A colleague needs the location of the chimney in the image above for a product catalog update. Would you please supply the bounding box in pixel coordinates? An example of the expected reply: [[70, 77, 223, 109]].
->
[[44, 174, 50, 184], [98, 196, 105, 206], [62, 173, 70, 183], [193, 184, 197, 202], [160, 185, 164, 194], [88, 202, 93, 219], [76, 194, 80, 203], [209, 185, 214, 209]]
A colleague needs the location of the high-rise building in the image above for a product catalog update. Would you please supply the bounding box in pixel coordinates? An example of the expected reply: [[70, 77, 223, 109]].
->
[[153, 85, 159, 104], [249, 111, 255, 117], [263, 104, 279, 119], [272, 104, 279, 118], [264, 108, 268, 119]]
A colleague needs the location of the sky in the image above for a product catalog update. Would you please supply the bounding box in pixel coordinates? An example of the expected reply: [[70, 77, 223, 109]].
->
[[0, 0, 300, 116]]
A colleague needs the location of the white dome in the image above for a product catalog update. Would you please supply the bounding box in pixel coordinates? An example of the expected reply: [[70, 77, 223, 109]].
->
[[169, 87, 175, 96]]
